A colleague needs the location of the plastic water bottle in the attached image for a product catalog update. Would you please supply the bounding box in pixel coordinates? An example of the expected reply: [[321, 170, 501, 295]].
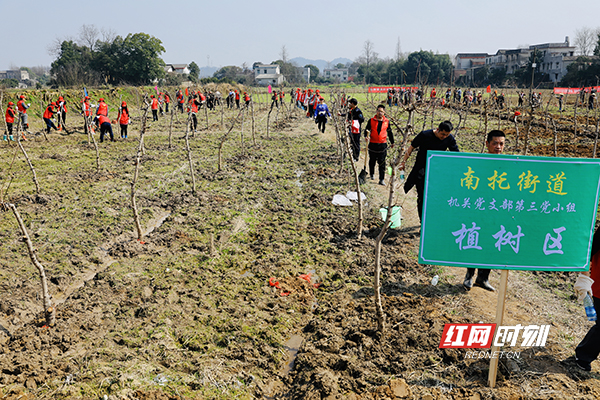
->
[[584, 294, 597, 321], [431, 275, 439, 286], [399, 169, 405, 183]]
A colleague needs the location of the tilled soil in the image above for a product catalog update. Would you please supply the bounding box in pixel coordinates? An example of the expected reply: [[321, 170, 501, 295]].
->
[[1, 92, 600, 399]]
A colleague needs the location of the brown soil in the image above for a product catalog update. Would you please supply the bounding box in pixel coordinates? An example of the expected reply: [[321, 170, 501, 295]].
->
[[1, 93, 600, 400]]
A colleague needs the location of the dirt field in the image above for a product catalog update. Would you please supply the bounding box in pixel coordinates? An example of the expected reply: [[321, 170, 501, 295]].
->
[[1, 88, 600, 399]]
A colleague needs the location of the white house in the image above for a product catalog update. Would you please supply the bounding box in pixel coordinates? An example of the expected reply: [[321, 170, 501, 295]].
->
[[483, 37, 576, 82], [323, 68, 349, 82], [164, 64, 190, 74], [254, 64, 284, 86]]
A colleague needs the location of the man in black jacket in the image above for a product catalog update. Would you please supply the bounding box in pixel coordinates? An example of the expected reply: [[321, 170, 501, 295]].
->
[[346, 98, 364, 162], [400, 120, 459, 222]]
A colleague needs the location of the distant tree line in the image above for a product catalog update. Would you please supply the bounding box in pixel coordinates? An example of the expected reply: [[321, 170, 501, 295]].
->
[[50, 25, 166, 87]]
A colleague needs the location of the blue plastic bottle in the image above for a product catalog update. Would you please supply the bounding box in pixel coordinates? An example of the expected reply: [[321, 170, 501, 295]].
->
[[584, 294, 597, 321]]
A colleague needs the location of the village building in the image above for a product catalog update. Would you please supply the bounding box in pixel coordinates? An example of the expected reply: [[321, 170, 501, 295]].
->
[[253, 64, 284, 86], [322, 68, 349, 82], [164, 64, 190, 74], [456, 37, 577, 84]]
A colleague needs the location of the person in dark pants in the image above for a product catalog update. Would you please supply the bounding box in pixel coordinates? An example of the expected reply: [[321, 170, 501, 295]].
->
[[363, 104, 394, 185], [400, 120, 458, 222], [463, 130, 505, 292], [151, 95, 159, 121], [117, 101, 130, 139], [96, 115, 114, 142], [346, 98, 364, 162], [43, 102, 59, 135], [314, 97, 331, 133], [572, 226, 600, 371]]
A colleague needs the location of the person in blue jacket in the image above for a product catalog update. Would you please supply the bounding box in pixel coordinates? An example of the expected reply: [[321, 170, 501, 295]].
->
[[314, 97, 331, 133]]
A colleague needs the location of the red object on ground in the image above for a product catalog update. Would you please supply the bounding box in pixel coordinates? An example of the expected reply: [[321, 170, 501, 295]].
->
[[269, 277, 281, 289], [514, 111, 521, 116], [299, 273, 312, 282], [280, 291, 291, 296]]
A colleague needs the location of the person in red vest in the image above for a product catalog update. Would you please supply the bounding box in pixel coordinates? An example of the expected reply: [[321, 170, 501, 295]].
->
[[235, 90, 240, 109], [95, 115, 114, 142], [164, 93, 170, 113], [117, 101, 130, 139], [56, 95, 68, 131], [96, 98, 108, 117], [82, 96, 93, 135], [43, 102, 59, 134], [176, 89, 185, 113], [430, 88, 436, 100], [363, 104, 394, 185], [151, 95, 159, 121], [188, 95, 202, 132], [16, 95, 31, 134], [4, 101, 16, 141], [244, 91, 250, 107]]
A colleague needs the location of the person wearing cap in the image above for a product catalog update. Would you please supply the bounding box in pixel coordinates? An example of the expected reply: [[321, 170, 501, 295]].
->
[[151, 95, 159, 121], [4, 101, 16, 141], [16, 95, 31, 134], [95, 115, 114, 142], [345, 98, 365, 162], [314, 97, 331, 134], [96, 98, 108, 117], [82, 96, 94, 135], [55, 95, 68, 132], [176, 89, 185, 113], [364, 104, 394, 185], [43, 102, 59, 134], [117, 101, 130, 139], [188, 94, 202, 132], [164, 93, 170, 113]]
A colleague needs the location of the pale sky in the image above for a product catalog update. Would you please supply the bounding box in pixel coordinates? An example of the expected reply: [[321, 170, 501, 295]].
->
[[1, 0, 599, 71]]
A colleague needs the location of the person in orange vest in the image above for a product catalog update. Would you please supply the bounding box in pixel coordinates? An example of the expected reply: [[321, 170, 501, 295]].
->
[[4, 101, 16, 141], [270, 91, 279, 109], [16, 95, 31, 134], [150, 95, 159, 121], [96, 98, 108, 117], [188, 94, 202, 132], [176, 89, 185, 113], [364, 105, 394, 185], [243, 91, 250, 107], [117, 101, 130, 139], [164, 93, 170, 113], [82, 96, 93, 135], [430, 88, 436, 100], [158, 92, 164, 115], [279, 90, 284, 106], [235, 90, 240, 109], [43, 102, 59, 134], [56, 95, 68, 131], [95, 114, 114, 142]]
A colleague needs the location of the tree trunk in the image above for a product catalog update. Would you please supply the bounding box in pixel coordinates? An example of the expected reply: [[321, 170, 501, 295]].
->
[[6, 203, 55, 326]]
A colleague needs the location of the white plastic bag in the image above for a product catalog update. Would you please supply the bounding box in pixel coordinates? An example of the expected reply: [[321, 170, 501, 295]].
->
[[332, 194, 353, 206]]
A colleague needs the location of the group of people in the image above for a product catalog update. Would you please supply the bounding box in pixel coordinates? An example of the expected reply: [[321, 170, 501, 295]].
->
[[3, 95, 31, 141]]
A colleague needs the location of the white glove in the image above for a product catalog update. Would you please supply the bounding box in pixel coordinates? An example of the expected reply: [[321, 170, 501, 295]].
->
[[574, 274, 594, 302]]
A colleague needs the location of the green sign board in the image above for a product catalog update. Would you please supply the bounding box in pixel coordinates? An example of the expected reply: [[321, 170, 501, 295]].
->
[[419, 152, 600, 271]]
